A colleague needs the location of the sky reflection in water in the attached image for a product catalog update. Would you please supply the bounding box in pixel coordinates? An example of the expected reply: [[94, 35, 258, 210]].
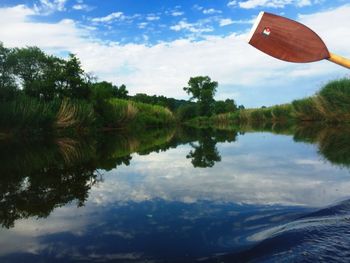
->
[[0, 127, 350, 262]]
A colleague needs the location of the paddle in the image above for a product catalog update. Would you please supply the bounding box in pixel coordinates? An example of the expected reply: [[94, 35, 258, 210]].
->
[[247, 12, 350, 69]]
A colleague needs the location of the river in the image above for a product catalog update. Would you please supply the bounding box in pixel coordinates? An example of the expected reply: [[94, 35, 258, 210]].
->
[[0, 125, 349, 262]]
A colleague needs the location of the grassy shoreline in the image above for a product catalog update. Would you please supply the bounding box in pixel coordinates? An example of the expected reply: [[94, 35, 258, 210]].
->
[[0, 96, 175, 137], [187, 78, 350, 128], [1, 78, 350, 136]]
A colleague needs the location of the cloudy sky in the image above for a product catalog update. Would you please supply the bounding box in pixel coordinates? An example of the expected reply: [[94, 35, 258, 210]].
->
[[0, 0, 349, 107]]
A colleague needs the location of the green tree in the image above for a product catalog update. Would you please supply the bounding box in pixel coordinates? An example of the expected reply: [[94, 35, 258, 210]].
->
[[0, 43, 17, 101], [176, 103, 198, 121], [11, 46, 48, 98], [10, 46, 70, 100], [183, 76, 218, 116], [91, 81, 115, 101], [61, 54, 90, 99], [214, 99, 237, 114], [114, 84, 129, 99]]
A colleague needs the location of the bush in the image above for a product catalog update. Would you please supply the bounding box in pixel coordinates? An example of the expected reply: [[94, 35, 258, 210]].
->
[[292, 97, 323, 121], [176, 104, 198, 121], [319, 78, 350, 114], [95, 98, 174, 129]]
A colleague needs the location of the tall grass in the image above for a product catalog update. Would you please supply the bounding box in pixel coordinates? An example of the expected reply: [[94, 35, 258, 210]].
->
[[210, 78, 350, 126], [292, 79, 350, 122], [0, 95, 60, 130], [211, 103, 293, 127], [55, 99, 95, 129], [0, 96, 95, 133], [97, 98, 175, 129]]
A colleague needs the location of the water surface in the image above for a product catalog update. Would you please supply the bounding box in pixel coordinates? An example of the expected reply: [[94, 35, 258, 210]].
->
[[1, 126, 350, 262]]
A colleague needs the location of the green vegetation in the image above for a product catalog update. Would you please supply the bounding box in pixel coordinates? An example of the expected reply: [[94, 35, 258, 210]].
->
[[1, 41, 350, 134], [96, 98, 174, 129], [292, 79, 350, 122], [0, 43, 174, 134], [178, 76, 238, 121], [194, 78, 350, 129], [0, 43, 239, 133], [183, 76, 218, 117]]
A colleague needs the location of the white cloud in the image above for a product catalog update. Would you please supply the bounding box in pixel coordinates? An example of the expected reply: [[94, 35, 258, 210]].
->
[[34, 0, 68, 14], [298, 4, 350, 55], [219, 18, 234, 26], [0, 4, 349, 105], [72, 4, 94, 11], [91, 12, 124, 23], [220, 18, 254, 27], [227, 0, 237, 7], [193, 4, 204, 11], [297, 0, 312, 7], [138, 22, 148, 29], [146, 14, 160, 21], [203, 8, 222, 15], [238, 0, 314, 9], [171, 11, 184, 17], [85, 137, 350, 207], [170, 20, 213, 34]]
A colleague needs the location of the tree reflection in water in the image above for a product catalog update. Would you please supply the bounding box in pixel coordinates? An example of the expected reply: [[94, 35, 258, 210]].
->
[[1, 124, 350, 228]]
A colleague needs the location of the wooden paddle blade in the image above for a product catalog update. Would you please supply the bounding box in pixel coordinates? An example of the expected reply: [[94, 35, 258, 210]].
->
[[248, 12, 330, 63]]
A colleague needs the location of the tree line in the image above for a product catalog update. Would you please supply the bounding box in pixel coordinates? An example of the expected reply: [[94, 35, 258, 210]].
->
[[0, 42, 242, 125], [0, 43, 129, 102]]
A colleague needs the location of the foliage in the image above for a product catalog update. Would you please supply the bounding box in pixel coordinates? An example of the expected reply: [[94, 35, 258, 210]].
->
[[208, 78, 350, 127], [176, 103, 198, 121], [131, 100, 175, 128], [131, 93, 189, 112], [62, 54, 91, 99], [214, 99, 237, 114], [55, 99, 95, 129], [94, 98, 174, 129], [90, 81, 116, 102], [319, 79, 350, 113], [116, 84, 129, 99], [183, 76, 218, 116], [291, 79, 350, 122], [6, 47, 91, 100], [0, 42, 17, 101], [0, 95, 60, 130], [0, 95, 95, 132], [90, 81, 129, 102]]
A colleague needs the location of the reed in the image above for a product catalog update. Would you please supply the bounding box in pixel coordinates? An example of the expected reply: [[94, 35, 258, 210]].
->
[[208, 78, 350, 127], [99, 98, 175, 128], [0, 96, 59, 130], [55, 99, 95, 129]]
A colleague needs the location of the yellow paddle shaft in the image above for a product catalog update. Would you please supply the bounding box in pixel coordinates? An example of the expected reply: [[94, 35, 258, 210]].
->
[[327, 52, 350, 69]]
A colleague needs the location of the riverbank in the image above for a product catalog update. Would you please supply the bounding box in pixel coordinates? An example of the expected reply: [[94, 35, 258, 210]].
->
[[187, 78, 350, 128], [0, 96, 175, 138]]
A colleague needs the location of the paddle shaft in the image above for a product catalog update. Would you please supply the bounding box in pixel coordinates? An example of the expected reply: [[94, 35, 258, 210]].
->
[[327, 53, 350, 69]]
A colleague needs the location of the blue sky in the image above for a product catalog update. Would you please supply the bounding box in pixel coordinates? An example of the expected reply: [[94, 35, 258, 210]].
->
[[0, 0, 349, 107]]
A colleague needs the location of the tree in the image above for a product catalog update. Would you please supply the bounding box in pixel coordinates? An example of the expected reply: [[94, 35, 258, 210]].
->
[[114, 84, 128, 99], [61, 54, 90, 99], [176, 103, 198, 121], [183, 76, 218, 116], [0, 43, 17, 101], [91, 81, 115, 101], [11, 46, 48, 98], [213, 99, 237, 114]]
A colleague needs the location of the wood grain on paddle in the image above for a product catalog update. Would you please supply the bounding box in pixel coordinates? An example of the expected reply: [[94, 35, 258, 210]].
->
[[248, 12, 350, 69]]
